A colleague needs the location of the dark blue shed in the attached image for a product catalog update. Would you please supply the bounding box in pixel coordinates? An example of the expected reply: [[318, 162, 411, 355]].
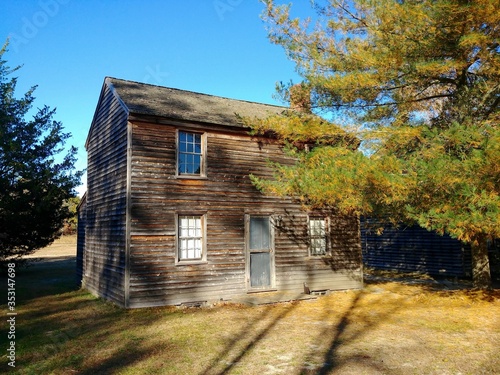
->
[[361, 220, 472, 278]]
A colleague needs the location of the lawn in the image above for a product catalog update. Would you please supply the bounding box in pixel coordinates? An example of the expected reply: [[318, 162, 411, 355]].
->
[[1, 238, 499, 374]]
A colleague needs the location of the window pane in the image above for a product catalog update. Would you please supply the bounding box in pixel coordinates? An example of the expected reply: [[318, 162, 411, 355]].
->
[[310, 219, 325, 236], [178, 154, 187, 174], [195, 219, 201, 237], [193, 155, 201, 174], [249, 217, 270, 250], [179, 140, 187, 153], [179, 132, 187, 143], [193, 239, 202, 258], [250, 252, 271, 287], [180, 225, 189, 238], [187, 239, 195, 258], [311, 238, 326, 255], [180, 239, 188, 259]]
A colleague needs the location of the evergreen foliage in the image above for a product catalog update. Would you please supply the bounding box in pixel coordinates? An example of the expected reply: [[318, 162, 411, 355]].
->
[[0, 43, 83, 265], [257, 0, 500, 287]]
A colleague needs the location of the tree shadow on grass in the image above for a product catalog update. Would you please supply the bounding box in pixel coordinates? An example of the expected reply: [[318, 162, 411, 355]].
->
[[196, 285, 413, 375], [199, 297, 304, 375], [300, 280, 500, 374], [301, 290, 402, 375], [196, 282, 408, 375], [4, 253, 173, 374], [77, 339, 174, 375], [14, 294, 173, 374], [0, 257, 79, 308]]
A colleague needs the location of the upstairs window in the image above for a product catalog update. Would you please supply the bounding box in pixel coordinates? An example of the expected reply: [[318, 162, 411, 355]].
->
[[309, 217, 328, 256], [177, 131, 205, 176]]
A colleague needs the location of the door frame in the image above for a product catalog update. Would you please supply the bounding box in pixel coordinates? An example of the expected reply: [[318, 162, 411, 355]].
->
[[244, 214, 276, 292]]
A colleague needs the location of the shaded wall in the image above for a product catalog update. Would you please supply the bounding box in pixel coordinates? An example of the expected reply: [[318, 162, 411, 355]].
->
[[361, 220, 472, 278], [83, 83, 129, 306]]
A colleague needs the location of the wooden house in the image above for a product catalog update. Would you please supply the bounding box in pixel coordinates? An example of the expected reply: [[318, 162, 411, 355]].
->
[[77, 77, 363, 308]]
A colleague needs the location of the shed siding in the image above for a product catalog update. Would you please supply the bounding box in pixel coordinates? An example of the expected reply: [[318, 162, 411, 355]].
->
[[83, 83, 129, 306], [128, 122, 362, 307], [361, 221, 472, 278]]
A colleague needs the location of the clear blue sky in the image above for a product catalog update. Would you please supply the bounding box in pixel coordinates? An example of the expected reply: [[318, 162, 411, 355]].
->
[[1, 0, 307, 196]]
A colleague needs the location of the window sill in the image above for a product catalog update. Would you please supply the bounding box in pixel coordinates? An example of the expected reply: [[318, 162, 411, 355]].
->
[[175, 175, 208, 180], [175, 260, 208, 266]]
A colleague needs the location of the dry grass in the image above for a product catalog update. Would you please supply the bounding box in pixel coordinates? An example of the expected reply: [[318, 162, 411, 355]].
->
[[25, 234, 77, 259], [1, 237, 499, 374]]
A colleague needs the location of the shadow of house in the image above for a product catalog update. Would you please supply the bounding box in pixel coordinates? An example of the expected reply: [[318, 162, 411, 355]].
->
[[77, 77, 363, 308]]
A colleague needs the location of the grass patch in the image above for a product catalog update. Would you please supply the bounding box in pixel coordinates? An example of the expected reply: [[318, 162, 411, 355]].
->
[[1, 256, 499, 374]]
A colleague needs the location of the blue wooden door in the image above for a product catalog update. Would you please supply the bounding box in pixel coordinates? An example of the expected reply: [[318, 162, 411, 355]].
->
[[247, 216, 274, 289]]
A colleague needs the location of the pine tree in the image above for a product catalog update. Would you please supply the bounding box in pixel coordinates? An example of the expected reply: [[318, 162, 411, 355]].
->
[[0, 43, 83, 265], [256, 0, 500, 288]]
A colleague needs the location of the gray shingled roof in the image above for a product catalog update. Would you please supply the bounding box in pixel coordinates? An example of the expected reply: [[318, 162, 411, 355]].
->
[[107, 77, 287, 127]]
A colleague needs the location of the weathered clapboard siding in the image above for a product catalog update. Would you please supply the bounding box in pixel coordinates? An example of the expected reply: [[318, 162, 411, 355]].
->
[[361, 220, 472, 277], [82, 82, 129, 306], [127, 121, 362, 307], [273, 212, 362, 292]]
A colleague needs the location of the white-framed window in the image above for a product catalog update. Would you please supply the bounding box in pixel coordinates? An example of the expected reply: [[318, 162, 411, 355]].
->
[[177, 130, 206, 177], [176, 214, 207, 264], [309, 217, 328, 256]]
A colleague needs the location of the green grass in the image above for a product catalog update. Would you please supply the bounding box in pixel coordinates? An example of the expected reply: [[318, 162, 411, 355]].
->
[[1, 258, 499, 374]]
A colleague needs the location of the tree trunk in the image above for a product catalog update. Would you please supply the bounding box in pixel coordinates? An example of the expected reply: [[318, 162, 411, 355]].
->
[[470, 236, 491, 289]]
